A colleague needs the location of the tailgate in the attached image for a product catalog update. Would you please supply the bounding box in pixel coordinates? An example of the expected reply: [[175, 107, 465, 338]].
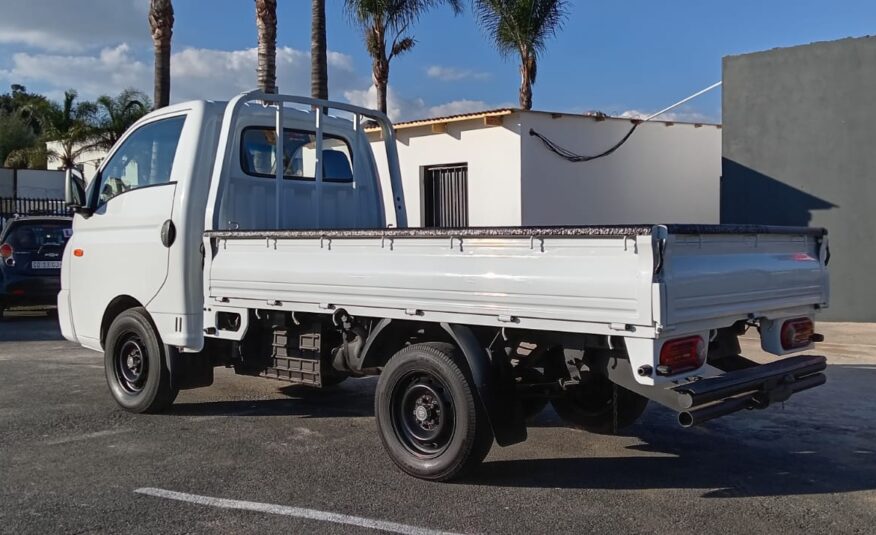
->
[[660, 228, 828, 325]]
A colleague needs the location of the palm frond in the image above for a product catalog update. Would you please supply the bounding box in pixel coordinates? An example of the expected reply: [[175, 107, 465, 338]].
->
[[474, 0, 568, 57], [390, 36, 416, 59]]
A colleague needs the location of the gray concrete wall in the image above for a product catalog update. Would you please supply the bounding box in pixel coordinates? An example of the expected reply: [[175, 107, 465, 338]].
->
[[0, 169, 13, 197], [15, 169, 65, 198], [722, 36, 876, 322], [0, 168, 65, 198]]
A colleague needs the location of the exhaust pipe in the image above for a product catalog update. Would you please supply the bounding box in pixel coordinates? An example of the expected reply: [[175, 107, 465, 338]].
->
[[678, 372, 826, 428]]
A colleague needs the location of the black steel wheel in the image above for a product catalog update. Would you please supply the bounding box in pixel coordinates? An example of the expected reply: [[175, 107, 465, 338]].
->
[[104, 307, 177, 413], [375, 342, 493, 481], [393, 371, 455, 457], [115, 334, 149, 394]]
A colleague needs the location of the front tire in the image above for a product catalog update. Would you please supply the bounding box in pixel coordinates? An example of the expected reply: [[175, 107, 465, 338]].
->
[[104, 307, 178, 413], [375, 342, 493, 481]]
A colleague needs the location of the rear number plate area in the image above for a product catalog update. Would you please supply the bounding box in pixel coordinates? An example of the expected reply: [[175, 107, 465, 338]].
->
[[31, 261, 62, 269]]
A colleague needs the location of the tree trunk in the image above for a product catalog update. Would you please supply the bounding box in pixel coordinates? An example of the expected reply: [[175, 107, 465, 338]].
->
[[519, 56, 533, 111], [373, 57, 389, 114], [256, 0, 278, 94], [310, 0, 328, 100], [149, 0, 174, 109]]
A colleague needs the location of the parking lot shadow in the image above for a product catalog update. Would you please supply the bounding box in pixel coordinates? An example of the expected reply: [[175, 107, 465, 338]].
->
[[472, 443, 876, 497], [471, 364, 876, 498], [167, 378, 377, 419], [0, 314, 65, 342]]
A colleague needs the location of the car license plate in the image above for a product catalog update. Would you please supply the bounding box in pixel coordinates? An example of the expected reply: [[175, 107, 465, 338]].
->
[[31, 261, 62, 269]]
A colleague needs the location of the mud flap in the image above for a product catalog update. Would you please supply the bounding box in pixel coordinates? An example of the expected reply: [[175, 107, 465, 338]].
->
[[440, 323, 527, 447], [165, 346, 214, 390]]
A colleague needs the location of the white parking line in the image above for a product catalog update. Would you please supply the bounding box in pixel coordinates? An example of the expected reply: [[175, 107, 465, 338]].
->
[[134, 487, 466, 535]]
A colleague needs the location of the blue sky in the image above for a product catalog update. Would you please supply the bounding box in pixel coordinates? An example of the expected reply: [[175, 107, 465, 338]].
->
[[1, 0, 874, 121]]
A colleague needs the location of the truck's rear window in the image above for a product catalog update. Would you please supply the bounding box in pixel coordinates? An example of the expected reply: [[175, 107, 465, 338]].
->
[[4, 223, 71, 252], [240, 127, 354, 183]]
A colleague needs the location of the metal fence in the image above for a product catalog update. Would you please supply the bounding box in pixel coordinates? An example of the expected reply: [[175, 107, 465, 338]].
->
[[0, 196, 70, 229]]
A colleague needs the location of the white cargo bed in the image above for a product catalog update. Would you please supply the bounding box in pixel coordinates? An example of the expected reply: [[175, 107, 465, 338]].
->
[[204, 224, 829, 340]]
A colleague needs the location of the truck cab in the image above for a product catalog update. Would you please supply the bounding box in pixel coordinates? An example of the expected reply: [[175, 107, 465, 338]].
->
[[59, 96, 399, 351]]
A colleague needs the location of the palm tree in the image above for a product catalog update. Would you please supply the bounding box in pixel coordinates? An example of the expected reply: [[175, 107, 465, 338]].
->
[[256, 0, 278, 94], [475, 0, 568, 110], [149, 0, 174, 109], [91, 89, 151, 150], [312, 0, 329, 100], [40, 90, 97, 170], [344, 0, 463, 114]]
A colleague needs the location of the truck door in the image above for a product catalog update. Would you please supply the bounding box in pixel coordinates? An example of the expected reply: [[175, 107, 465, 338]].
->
[[68, 115, 186, 349]]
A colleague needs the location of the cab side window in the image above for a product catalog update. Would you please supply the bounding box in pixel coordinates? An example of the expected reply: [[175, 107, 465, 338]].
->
[[96, 116, 185, 206], [240, 128, 354, 183]]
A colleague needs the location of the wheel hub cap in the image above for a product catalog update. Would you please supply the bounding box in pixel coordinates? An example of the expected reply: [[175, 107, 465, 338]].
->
[[392, 373, 455, 458], [116, 337, 148, 393]]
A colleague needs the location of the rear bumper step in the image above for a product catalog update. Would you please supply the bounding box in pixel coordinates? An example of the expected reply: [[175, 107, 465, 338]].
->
[[673, 355, 827, 427]]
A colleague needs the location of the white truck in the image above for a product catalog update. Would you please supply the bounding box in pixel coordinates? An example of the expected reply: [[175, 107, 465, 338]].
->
[[60, 91, 829, 481]]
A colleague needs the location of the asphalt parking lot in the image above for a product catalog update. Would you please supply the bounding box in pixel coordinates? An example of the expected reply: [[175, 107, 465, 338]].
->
[[1, 313, 875, 534]]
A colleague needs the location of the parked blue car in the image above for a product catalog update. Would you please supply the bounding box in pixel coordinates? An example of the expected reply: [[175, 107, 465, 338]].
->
[[0, 216, 72, 319]]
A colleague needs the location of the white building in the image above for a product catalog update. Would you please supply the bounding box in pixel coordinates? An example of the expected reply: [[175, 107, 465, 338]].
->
[[368, 109, 721, 227], [36, 107, 722, 229], [45, 141, 106, 182]]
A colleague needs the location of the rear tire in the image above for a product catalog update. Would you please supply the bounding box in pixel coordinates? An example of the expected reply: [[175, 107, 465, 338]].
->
[[551, 373, 648, 434], [104, 307, 178, 413], [375, 342, 493, 481], [517, 368, 549, 421]]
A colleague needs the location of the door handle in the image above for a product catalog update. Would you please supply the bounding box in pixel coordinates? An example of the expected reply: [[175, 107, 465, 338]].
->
[[161, 219, 176, 247]]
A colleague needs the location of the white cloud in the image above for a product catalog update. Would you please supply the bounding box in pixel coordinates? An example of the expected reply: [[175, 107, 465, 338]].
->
[[343, 85, 493, 122], [0, 44, 362, 104], [427, 99, 494, 117], [168, 46, 361, 102], [426, 65, 491, 82], [0, 0, 148, 52], [1, 44, 151, 101], [0, 42, 500, 123]]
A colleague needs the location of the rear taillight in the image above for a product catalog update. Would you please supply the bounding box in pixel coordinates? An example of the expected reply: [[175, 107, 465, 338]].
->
[[658, 336, 705, 375], [781, 318, 814, 350], [0, 243, 12, 258]]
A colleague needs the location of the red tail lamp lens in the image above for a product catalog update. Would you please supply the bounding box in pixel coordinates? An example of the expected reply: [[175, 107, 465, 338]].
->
[[659, 336, 705, 375], [0, 243, 12, 258], [781, 318, 814, 350]]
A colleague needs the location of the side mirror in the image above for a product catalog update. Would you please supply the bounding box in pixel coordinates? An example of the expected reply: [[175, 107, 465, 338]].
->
[[65, 167, 91, 217]]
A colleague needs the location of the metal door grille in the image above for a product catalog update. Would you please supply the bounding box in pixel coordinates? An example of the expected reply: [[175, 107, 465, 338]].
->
[[423, 164, 468, 228]]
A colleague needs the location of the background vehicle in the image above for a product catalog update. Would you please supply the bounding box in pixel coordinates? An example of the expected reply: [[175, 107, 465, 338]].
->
[[0, 216, 72, 320], [59, 91, 829, 481]]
